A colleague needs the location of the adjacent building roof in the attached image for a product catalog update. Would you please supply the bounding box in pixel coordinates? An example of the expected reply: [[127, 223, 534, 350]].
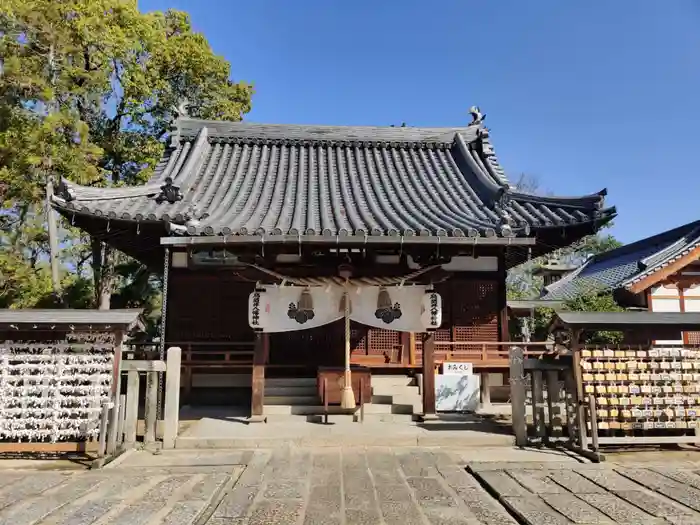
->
[[0, 309, 144, 330], [51, 116, 615, 244], [550, 311, 700, 331], [542, 220, 700, 301]]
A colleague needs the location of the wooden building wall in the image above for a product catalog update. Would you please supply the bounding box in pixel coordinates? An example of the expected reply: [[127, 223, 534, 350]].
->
[[647, 261, 700, 344], [165, 270, 504, 367]]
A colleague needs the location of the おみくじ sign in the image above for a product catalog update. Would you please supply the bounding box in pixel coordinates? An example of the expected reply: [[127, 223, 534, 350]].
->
[[443, 362, 474, 376]]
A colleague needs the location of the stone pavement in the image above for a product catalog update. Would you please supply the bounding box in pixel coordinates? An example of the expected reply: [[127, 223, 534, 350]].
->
[[471, 460, 700, 524], [4, 448, 700, 524]]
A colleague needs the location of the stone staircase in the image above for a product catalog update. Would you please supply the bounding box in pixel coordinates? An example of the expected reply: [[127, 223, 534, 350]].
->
[[262, 375, 422, 423]]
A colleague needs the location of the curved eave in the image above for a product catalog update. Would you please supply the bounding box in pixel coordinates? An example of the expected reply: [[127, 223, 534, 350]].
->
[[623, 235, 700, 293], [51, 120, 615, 243]]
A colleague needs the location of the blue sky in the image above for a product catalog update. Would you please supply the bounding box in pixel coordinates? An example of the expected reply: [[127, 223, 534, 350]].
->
[[142, 0, 700, 244]]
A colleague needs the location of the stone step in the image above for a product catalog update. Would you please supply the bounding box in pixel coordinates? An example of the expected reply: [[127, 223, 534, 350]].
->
[[265, 377, 316, 387], [264, 386, 317, 397], [371, 375, 415, 387], [371, 394, 393, 405], [263, 404, 356, 416], [372, 385, 420, 397], [390, 394, 422, 405], [263, 395, 319, 406], [304, 413, 418, 424], [364, 413, 417, 423], [362, 403, 414, 415]]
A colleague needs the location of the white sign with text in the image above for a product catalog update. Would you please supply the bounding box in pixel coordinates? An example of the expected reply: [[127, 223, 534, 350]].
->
[[443, 362, 474, 376]]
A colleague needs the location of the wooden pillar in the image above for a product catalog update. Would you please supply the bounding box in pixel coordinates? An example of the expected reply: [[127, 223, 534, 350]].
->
[[546, 369, 562, 438], [250, 332, 268, 422], [497, 251, 510, 342], [400, 332, 410, 365], [571, 328, 588, 448], [479, 372, 491, 408], [531, 370, 546, 442], [420, 332, 437, 420], [679, 284, 690, 345], [106, 332, 123, 455], [408, 332, 416, 366]]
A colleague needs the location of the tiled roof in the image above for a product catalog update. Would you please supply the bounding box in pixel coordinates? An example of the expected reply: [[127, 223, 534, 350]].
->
[[542, 221, 700, 300], [0, 309, 144, 329], [51, 118, 615, 241], [552, 311, 700, 330], [508, 299, 564, 314]]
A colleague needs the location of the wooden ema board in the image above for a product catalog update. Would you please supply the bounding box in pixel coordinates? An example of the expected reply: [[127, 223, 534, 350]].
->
[[580, 347, 700, 433]]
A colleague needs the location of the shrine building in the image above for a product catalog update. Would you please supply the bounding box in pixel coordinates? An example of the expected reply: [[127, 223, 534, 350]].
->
[[542, 220, 700, 346], [50, 109, 616, 420]]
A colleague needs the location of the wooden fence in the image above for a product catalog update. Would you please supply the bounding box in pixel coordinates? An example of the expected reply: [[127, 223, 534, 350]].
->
[[508, 346, 602, 462]]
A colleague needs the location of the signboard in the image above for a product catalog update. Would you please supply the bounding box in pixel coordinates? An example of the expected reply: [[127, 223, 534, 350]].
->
[[435, 374, 480, 412], [443, 362, 473, 376]]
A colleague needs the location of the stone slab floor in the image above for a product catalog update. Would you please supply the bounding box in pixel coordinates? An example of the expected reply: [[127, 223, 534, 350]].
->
[[3, 448, 700, 524]]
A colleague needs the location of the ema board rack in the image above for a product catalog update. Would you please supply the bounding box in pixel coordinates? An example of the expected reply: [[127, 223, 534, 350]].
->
[[580, 346, 700, 431]]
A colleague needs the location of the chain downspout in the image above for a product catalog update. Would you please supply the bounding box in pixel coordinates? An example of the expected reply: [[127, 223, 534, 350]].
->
[[156, 246, 171, 421]]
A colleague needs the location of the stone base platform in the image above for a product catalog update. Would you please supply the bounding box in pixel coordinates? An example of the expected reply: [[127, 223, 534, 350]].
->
[[175, 414, 515, 449]]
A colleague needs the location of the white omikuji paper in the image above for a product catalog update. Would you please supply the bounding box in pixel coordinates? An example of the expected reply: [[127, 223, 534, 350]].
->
[[248, 285, 442, 333]]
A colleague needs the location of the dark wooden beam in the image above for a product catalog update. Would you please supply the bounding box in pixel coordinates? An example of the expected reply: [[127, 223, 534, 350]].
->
[[421, 332, 436, 419], [250, 332, 268, 422]]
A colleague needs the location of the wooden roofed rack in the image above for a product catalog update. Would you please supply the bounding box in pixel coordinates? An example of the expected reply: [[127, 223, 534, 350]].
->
[[549, 310, 700, 450]]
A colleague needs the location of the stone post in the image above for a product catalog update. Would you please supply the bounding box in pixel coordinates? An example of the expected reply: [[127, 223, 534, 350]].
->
[[144, 370, 159, 445], [124, 370, 140, 445], [162, 347, 182, 449]]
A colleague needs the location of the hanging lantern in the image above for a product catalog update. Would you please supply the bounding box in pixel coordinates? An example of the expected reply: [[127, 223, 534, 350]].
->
[[287, 288, 315, 324], [375, 287, 402, 324]]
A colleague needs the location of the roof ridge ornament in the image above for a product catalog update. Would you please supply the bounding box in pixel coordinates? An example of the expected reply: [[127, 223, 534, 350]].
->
[[55, 179, 75, 202], [468, 106, 486, 126], [155, 177, 183, 204]]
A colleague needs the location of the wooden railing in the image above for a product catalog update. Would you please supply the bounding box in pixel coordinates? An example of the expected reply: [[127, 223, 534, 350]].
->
[[127, 341, 255, 369], [431, 341, 550, 369], [126, 340, 552, 372]]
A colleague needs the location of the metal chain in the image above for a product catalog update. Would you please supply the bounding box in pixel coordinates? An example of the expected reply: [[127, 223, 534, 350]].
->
[[156, 247, 170, 422]]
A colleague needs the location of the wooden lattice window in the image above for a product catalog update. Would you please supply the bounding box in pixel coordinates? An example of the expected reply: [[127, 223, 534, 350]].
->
[[415, 278, 501, 359], [167, 272, 254, 343]]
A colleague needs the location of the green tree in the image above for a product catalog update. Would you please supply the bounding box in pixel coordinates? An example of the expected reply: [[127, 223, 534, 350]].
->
[[0, 0, 253, 311], [565, 292, 624, 345], [506, 174, 624, 343]]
